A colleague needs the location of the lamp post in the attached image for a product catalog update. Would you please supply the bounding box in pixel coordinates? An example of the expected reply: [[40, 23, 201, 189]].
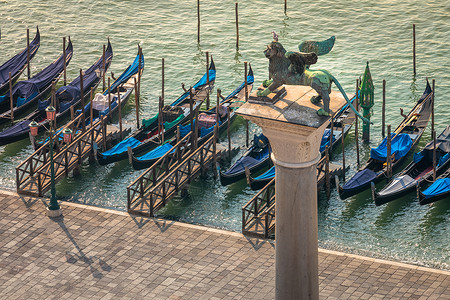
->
[[29, 105, 70, 217]]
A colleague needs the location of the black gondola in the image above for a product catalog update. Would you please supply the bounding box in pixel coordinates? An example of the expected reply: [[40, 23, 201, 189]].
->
[[418, 168, 450, 205], [0, 27, 40, 95], [247, 93, 358, 191], [372, 125, 450, 205], [130, 65, 254, 170], [337, 80, 433, 200], [0, 38, 73, 123], [219, 133, 271, 186], [95, 59, 216, 166], [0, 40, 113, 146]]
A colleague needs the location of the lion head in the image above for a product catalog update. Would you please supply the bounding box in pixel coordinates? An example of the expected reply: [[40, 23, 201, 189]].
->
[[264, 41, 287, 59]]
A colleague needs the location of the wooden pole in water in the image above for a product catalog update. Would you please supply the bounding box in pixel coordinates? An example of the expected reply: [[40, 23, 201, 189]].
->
[[329, 114, 334, 158], [9, 72, 13, 123], [216, 89, 220, 125], [194, 106, 199, 150], [117, 89, 122, 140], [355, 79, 360, 166], [27, 29, 30, 79], [80, 69, 85, 131], [235, 3, 239, 49], [138, 46, 142, 99], [102, 44, 106, 92], [159, 96, 164, 144], [341, 126, 346, 182], [325, 145, 330, 199], [213, 125, 218, 178], [227, 107, 231, 161], [382, 80, 386, 137], [284, 0, 287, 14], [108, 77, 111, 117], [197, 0, 200, 44], [387, 125, 392, 178], [101, 115, 107, 151], [161, 58, 165, 104], [134, 77, 140, 129], [413, 24, 416, 76], [432, 79, 435, 134], [190, 88, 194, 136], [90, 87, 94, 127], [206, 52, 210, 109], [63, 37, 67, 86], [433, 130, 437, 182]]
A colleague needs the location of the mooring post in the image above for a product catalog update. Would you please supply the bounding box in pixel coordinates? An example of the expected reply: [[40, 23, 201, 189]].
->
[[235, 2, 239, 49], [387, 125, 392, 178], [189, 88, 194, 138], [9, 72, 13, 123], [101, 115, 107, 151], [433, 130, 437, 181], [159, 96, 165, 144], [134, 77, 140, 129], [80, 69, 86, 131], [432, 79, 435, 134], [329, 114, 334, 158], [90, 87, 94, 128], [117, 89, 122, 140], [102, 44, 106, 92], [206, 52, 210, 109], [138, 46, 142, 99], [213, 125, 218, 179], [382, 79, 386, 137], [197, 0, 200, 44], [284, 0, 287, 14], [27, 28, 30, 79], [216, 89, 220, 125], [194, 107, 199, 150], [413, 24, 416, 76], [325, 145, 330, 199], [355, 79, 360, 166], [108, 77, 111, 119], [341, 125, 346, 182], [161, 58, 165, 104], [63, 37, 67, 86], [176, 126, 181, 163]]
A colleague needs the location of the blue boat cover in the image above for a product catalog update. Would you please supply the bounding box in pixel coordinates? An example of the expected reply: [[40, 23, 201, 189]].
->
[[438, 153, 450, 168], [320, 128, 335, 153], [342, 169, 377, 190], [38, 41, 113, 112], [0, 119, 31, 138], [179, 121, 195, 138], [0, 40, 73, 107], [223, 146, 270, 176], [370, 133, 412, 161], [254, 166, 276, 181], [0, 28, 40, 87], [137, 143, 174, 161], [100, 137, 141, 157], [422, 178, 450, 199]]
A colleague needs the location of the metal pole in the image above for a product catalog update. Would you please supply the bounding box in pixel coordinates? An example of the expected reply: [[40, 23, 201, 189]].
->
[[48, 119, 60, 212], [413, 24, 416, 76], [206, 52, 210, 109], [235, 3, 239, 49], [382, 80, 386, 137]]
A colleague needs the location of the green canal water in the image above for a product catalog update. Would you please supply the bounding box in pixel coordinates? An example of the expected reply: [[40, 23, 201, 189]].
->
[[1, 1, 448, 270]]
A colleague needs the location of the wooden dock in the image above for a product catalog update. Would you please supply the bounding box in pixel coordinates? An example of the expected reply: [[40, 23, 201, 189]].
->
[[242, 158, 345, 238]]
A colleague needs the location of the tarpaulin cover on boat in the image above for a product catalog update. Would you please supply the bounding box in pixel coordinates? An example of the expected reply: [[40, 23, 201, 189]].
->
[[422, 178, 450, 199], [0, 119, 31, 139], [0, 28, 40, 88], [136, 143, 174, 161], [342, 169, 377, 190], [222, 146, 270, 176], [99, 137, 141, 157], [254, 166, 276, 181], [370, 133, 412, 161], [378, 175, 416, 197], [320, 128, 335, 153], [0, 40, 73, 106]]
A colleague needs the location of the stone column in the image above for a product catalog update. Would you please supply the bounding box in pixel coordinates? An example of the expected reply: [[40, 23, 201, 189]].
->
[[237, 85, 347, 300]]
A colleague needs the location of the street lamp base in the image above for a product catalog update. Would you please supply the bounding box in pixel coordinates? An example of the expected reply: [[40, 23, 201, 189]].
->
[[47, 207, 62, 218]]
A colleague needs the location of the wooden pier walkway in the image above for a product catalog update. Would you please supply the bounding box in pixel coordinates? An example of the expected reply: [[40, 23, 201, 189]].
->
[[242, 158, 344, 238], [127, 128, 223, 217]]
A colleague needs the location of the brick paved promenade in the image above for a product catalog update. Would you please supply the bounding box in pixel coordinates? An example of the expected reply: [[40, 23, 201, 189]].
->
[[0, 189, 449, 299]]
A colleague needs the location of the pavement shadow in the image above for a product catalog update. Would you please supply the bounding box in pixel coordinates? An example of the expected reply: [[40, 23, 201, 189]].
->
[[152, 218, 175, 233], [18, 194, 40, 208], [51, 215, 112, 278], [245, 235, 271, 251], [129, 214, 151, 229]]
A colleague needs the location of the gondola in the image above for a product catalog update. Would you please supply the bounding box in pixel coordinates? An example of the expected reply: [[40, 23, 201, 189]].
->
[[372, 125, 450, 205], [247, 93, 358, 191], [418, 168, 450, 205], [33, 50, 143, 150], [219, 133, 271, 186], [0, 27, 40, 95], [0, 40, 113, 146], [95, 59, 216, 165], [0, 38, 73, 123], [337, 80, 433, 200], [130, 65, 254, 170]]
